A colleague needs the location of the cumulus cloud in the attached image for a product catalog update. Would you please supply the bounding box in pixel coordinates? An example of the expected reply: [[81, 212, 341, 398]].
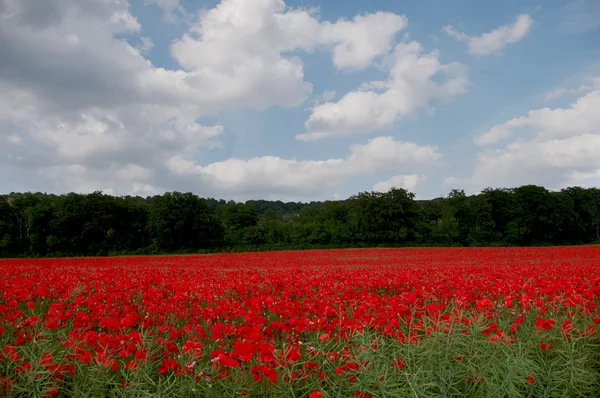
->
[[136, 37, 155, 55], [468, 79, 600, 190], [443, 176, 461, 187], [443, 14, 533, 55], [298, 41, 468, 140], [0, 0, 411, 199], [472, 134, 600, 188], [372, 174, 422, 193], [544, 88, 570, 102], [166, 136, 441, 199], [561, 170, 600, 189], [170, 0, 407, 109], [321, 91, 336, 102], [143, 0, 190, 23], [543, 78, 598, 101], [475, 79, 600, 146]]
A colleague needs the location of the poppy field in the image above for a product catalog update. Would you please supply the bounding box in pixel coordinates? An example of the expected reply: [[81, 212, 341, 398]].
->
[[1, 247, 600, 397]]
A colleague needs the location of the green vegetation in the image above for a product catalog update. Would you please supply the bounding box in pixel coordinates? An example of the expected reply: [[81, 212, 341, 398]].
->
[[1, 185, 599, 257], [1, 310, 597, 397]]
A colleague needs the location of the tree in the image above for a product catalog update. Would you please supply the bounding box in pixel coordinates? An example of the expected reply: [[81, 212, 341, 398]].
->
[[562, 187, 598, 242], [260, 209, 286, 245], [460, 195, 496, 246], [1, 183, 600, 258], [511, 185, 556, 245], [8, 193, 44, 252], [591, 188, 600, 240], [481, 188, 518, 244], [218, 202, 260, 246], [48, 192, 121, 256], [0, 199, 17, 255], [26, 196, 55, 256], [221, 202, 259, 231], [320, 201, 352, 244], [348, 188, 419, 245], [416, 198, 443, 243], [109, 197, 150, 252], [148, 192, 224, 251]]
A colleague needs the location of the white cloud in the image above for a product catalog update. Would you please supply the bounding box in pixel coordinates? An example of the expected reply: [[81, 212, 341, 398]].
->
[[116, 164, 155, 182], [468, 80, 600, 190], [143, 0, 190, 23], [322, 91, 336, 102], [373, 174, 422, 193], [0, 0, 408, 116], [7, 134, 21, 145], [543, 78, 598, 101], [0, 0, 411, 198], [174, 2, 406, 70], [543, 88, 569, 102], [561, 170, 600, 189], [443, 176, 462, 186], [37, 163, 152, 196], [319, 11, 409, 70], [443, 14, 533, 55], [109, 10, 141, 32], [472, 134, 600, 188], [298, 41, 468, 140], [136, 37, 155, 55], [473, 118, 526, 146], [166, 136, 441, 199], [475, 81, 600, 145], [170, 0, 407, 110]]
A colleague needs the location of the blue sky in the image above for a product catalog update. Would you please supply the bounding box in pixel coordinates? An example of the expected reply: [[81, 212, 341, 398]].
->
[[0, 0, 599, 201]]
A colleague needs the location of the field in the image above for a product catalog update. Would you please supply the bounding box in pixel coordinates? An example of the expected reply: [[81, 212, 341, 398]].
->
[[1, 247, 599, 397]]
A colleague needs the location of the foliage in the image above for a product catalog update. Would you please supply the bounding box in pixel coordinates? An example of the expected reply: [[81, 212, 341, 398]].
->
[[1, 185, 600, 257], [148, 192, 223, 251]]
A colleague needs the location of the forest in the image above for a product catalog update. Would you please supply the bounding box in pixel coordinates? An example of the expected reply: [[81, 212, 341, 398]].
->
[[1, 185, 599, 257]]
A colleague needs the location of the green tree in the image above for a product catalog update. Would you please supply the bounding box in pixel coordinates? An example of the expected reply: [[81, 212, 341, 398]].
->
[[148, 192, 223, 251], [260, 209, 286, 245], [26, 196, 56, 256], [0, 199, 17, 255], [591, 188, 600, 240], [49, 192, 122, 256], [416, 198, 443, 243], [562, 187, 599, 242], [1, 183, 600, 258], [511, 185, 557, 245], [348, 188, 419, 245], [481, 188, 518, 244], [461, 195, 497, 245], [219, 202, 260, 245], [320, 201, 352, 244]]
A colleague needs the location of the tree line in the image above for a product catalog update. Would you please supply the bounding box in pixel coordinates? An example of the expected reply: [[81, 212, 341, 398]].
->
[[1, 185, 599, 258]]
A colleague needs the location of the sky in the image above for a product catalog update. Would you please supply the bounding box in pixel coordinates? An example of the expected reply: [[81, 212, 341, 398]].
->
[[0, 0, 599, 202]]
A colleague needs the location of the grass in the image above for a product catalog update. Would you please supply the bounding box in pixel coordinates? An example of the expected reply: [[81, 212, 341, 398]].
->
[[1, 307, 598, 397]]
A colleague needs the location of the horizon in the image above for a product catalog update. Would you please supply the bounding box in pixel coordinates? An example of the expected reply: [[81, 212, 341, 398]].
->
[[1, 0, 599, 202], [2, 182, 597, 204]]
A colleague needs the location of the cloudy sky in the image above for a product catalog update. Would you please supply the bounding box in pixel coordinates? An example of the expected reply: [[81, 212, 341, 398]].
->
[[1, 0, 599, 201]]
